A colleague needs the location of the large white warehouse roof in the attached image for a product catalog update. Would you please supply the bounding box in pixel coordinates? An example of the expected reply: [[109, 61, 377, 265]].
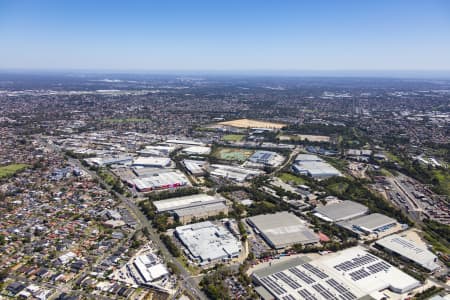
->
[[252, 246, 421, 300], [247, 212, 319, 249], [375, 234, 439, 272]]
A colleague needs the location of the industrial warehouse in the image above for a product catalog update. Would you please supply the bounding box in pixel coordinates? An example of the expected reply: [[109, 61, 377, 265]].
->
[[181, 145, 211, 155], [252, 246, 421, 300], [247, 212, 319, 249], [153, 194, 228, 224], [132, 156, 172, 168], [313, 200, 369, 222], [127, 170, 189, 192], [164, 139, 205, 147], [247, 150, 284, 167], [210, 164, 263, 182], [137, 145, 176, 157], [292, 154, 341, 179], [313, 200, 403, 239], [175, 221, 241, 265], [375, 234, 439, 272], [182, 159, 207, 176], [337, 213, 401, 238], [86, 155, 133, 167]]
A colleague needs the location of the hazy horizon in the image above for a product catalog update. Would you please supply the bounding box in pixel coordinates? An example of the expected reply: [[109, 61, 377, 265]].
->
[[2, 69, 450, 80]]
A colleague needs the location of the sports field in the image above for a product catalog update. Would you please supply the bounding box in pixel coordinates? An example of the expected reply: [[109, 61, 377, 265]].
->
[[0, 164, 29, 179], [212, 147, 254, 162], [218, 118, 286, 129]]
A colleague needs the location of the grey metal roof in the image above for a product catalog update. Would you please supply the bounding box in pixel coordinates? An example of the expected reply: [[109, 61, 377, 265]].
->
[[253, 256, 311, 278], [175, 221, 241, 262], [314, 201, 368, 222], [248, 212, 319, 249], [153, 194, 225, 212], [375, 234, 439, 271], [174, 202, 227, 217], [345, 213, 396, 231]]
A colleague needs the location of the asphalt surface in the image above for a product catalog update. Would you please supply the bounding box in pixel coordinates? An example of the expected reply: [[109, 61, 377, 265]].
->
[[68, 157, 208, 300]]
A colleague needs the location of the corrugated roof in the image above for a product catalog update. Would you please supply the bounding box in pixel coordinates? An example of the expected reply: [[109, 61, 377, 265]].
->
[[248, 212, 319, 248], [314, 201, 368, 222], [375, 234, 439, 271]]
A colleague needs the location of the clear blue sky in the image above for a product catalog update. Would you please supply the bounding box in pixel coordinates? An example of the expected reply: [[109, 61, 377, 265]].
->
[[1, 0, 450, 72]]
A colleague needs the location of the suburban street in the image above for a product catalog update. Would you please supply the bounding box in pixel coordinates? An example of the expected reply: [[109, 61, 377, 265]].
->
[[67, 156, 208, 300]]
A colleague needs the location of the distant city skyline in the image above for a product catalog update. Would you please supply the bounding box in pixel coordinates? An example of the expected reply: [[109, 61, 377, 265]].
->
[[1, 0, 450, 71]]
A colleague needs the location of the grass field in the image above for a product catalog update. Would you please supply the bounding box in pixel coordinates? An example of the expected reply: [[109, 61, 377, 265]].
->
[[222, 134, 245, 142], [322, 156, 348, 173], [379, 168, 394, 177], [0, 164, 29, 179], [327, 182, 349, 194], [212, 147, 254, 162], [386, 152, 401, 162], [278, 173, 307, 185], [432, 169, 450, 195]]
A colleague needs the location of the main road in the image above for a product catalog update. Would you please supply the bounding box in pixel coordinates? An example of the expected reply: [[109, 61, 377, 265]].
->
[[67, 156, 208, 300], [270, 146, 300, 176]]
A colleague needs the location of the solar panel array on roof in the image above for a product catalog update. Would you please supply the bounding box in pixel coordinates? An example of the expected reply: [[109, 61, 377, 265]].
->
[[334, 254, 377, 271], [303, 263, 328, 279], [289, 267, 315, 284], [260, 277, 287, 296], [392, 237, 422, 252], [339, 295, 356, 300], [326, 279, 357, 300], [321, 246, 421, 294], [366, 261, 390, 274], [298, 289, 318, 300], [259, 261, 360, 300], [257, 262, 364, 300], [349, 268, 371, 281], [375, 234, 439, 272], [273, 272, 302, 289], [255, 246, 421, 300], [312, 283, 338, 299]]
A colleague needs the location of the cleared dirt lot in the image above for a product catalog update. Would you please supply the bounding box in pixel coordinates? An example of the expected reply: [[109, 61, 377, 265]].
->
[[218, 118, 286, 129]]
